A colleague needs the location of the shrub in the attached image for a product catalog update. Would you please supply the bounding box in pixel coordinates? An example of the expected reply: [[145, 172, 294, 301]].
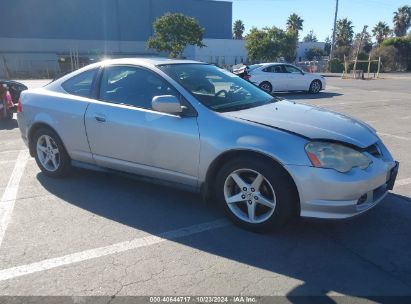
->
[[328, 58, 344, 73], [378, 34, 411, 71], [371, 46, 400, 72]]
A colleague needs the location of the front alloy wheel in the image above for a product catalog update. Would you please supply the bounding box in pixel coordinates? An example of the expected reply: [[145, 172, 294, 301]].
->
[[309, 80, 321, 93], [224, 169, 276, 224], [216, 157, 297, 231]]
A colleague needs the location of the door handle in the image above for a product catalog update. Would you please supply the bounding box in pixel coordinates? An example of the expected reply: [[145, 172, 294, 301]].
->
[[94, 115, 106, 123]]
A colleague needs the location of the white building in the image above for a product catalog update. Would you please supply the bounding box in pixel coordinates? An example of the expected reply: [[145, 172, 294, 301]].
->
[[185, 39, 248, 66], [296, 42, 326, 62]]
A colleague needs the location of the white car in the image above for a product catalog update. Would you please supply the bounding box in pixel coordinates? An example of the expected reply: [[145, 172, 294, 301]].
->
[[247, 63, 326, 94]]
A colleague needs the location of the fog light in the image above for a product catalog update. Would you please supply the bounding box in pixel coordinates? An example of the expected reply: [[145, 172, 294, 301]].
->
[[357, 194, 368, 205]]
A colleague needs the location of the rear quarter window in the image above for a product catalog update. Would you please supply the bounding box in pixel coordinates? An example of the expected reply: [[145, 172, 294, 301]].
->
[[61, 69, 97, 98]]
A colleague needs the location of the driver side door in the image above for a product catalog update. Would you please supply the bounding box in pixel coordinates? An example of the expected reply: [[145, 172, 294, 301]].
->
[[283, 65, 308, 91], [84, 65, 201, 187]]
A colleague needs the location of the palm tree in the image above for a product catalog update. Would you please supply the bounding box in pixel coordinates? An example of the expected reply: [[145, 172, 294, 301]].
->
[[372, 21, 392, 45], [286, 13, 304, 35], [233, 20, 245, 40], [335, 18, 354, 47], [393, 5, 411, 37]]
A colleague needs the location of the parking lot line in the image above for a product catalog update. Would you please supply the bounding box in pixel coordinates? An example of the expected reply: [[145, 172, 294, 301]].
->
[[395, 178, 411, 187], [0, 150, 30, 247], [0, 218, 230, 282], [0, 160, 17, 165], [378, 132, 411, 141]]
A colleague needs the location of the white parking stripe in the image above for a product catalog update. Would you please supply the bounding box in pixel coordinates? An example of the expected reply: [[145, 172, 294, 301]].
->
[[0, 160, 16, 165], [395, 178, 411, 187], [0, 150, 30, 247], [0, 149, 26, 155], [378, 132, 411, 141], [0, 219, 230, 282]]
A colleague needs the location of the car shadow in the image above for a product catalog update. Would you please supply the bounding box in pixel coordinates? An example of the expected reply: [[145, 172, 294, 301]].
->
[[0, 118, 18, 130], [274, 91, 343, 100], [36, 169, 411, 299]]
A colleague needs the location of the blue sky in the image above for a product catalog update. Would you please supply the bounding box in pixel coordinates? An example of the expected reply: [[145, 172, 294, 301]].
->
[[229, 0, 409, 41]]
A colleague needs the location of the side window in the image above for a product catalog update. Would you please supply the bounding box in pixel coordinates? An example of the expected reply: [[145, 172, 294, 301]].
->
[[284, 65, 302, 74], [62, 69, 97, 98], [263, 66, 283, 73], [99, 66, 179, 110]]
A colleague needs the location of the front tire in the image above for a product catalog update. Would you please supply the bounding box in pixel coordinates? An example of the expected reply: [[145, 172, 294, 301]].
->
[[32, 127, 71, 177], [309, 80, 322, 94], [216, 157, 297, 231]]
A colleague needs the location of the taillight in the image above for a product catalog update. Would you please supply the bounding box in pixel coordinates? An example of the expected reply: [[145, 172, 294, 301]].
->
[[244, 75, 251, 80], [17, 98, 22, 112]]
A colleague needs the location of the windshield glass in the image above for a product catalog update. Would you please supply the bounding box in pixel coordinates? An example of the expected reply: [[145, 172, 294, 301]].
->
[[158, 64, 275, 112]]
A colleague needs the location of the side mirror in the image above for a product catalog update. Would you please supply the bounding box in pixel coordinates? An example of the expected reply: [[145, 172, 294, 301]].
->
[[152, 95, 182, 114]]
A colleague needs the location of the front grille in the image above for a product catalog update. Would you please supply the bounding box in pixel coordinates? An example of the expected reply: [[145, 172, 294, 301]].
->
[[364, 144, 382, 158]]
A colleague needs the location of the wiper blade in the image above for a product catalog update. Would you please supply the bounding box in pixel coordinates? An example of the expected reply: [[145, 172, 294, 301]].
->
[[217, 104, 255, 112]]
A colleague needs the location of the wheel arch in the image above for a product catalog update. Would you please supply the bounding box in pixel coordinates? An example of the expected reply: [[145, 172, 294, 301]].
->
[[310, 79, 322, 91], [258, 80, 273, 92], [202, 149, 300, 216], [28, 122, 67, 157]]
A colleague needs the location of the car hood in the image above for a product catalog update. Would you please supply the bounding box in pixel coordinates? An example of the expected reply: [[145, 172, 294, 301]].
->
[[223, 100, 378, 148]]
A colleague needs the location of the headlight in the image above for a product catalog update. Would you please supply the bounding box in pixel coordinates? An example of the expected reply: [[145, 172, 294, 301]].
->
[[305, 142, 372, 173]]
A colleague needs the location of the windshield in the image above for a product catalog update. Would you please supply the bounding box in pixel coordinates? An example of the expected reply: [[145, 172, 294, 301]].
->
[[158, 64, 275, 112]]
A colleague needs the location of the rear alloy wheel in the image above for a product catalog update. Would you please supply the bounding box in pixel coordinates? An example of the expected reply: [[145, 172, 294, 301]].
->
[[216, 157, 297, 231], [309, 80, 322, 94], [33, 128, 71, 177], [259, 82, 272, 94]]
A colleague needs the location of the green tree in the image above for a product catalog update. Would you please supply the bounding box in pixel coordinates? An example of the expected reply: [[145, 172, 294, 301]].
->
[[393, 5, 411, 37], [245, 27, 298, 62], [305, 47, 326, 60], [283, 31, 299, 62], [335, 18, 354, 47], [303, 30, 318, 42], [286, 13, 304, 37], [245, 27, 281, 62], [233, 19, 245, 40], [353, 30, 373, 54], [372, 21, 392, 45], [147, 13, 205, 58], [380, 33, 411, 70]]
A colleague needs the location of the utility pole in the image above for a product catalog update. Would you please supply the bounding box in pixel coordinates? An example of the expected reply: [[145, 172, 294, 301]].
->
[[329, 0, 339, 60]]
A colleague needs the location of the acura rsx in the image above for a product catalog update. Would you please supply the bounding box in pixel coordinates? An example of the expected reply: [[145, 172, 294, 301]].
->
[[17, 58, 399, 231]]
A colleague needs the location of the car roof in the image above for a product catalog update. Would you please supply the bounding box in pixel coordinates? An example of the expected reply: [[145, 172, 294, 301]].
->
[[259, 63, 288, 66], [44, 57, 206, 91], [100, 57, 202, 67]]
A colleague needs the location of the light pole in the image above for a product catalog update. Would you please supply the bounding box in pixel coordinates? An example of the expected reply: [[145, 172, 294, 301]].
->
[[329, 0, 339, 60]]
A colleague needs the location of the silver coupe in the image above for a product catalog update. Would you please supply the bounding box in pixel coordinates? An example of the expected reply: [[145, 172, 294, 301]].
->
[[17, 58, 399, 231]]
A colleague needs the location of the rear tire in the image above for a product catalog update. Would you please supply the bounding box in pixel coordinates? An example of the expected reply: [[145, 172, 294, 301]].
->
[[32, 127, 71, 178], [259, 82, 272, 94], [309, 80, 322, 94], [215, 156, 297, 232]]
